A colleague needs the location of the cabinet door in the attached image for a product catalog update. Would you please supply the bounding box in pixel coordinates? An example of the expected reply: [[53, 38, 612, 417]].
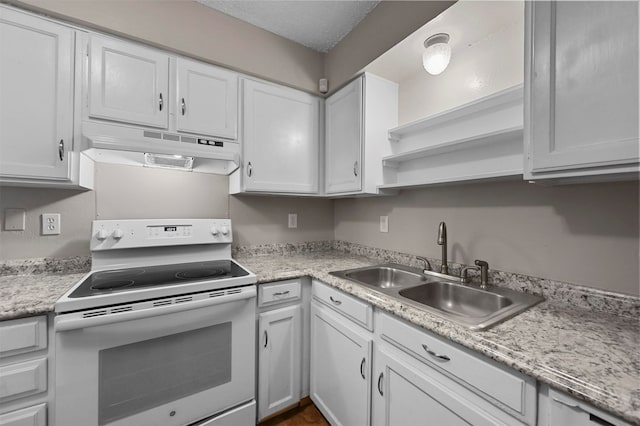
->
[[325, 77, 363, 194], [0, 7, 73, 180], [176, 58, 238, 139], [242, 79, 319, 193], [88, 35, 169, 128], [372, 347, 506, 426], [258, 305, 302, 421], [528, 1, 639, 174], [310, 302, 371, 426]]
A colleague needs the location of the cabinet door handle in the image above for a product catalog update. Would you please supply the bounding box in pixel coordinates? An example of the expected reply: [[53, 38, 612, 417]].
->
[[58, 139, 64, 161], [263, 330, 268, 348], [246, 162, 252, 177], [273, 290, 290, 296], [422, 344, 450, 362], [377, 372, 384, 396], [329, 296, 342, 305], [360, 357, 366, 380], [181, 97, 186, 115], [159, 93, 164, 111], [353, 161, 359, 176]]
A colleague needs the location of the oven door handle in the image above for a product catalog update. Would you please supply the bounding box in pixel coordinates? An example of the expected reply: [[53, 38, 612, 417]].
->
[[55, 286, 256, 332]]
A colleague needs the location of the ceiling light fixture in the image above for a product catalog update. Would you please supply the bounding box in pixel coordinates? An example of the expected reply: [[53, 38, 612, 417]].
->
[[422, 33, 451, 75]]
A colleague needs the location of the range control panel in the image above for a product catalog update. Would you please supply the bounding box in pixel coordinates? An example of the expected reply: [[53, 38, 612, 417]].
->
[[90, 219, 232, 251]]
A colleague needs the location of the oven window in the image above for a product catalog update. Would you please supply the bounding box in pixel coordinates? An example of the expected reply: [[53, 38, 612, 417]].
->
[[98, 322, 232, 425]]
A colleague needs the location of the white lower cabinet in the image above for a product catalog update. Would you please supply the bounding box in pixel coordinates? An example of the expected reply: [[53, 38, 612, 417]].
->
[[310, 298, 372, 426], [373, 346, 514, 426], [258, 304, 302, 420], [0, 403, 46, 426]]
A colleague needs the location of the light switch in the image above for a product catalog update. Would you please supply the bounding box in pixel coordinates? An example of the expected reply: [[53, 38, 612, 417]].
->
[[380, 216, 389, 233], [4, 209, 26, 231]]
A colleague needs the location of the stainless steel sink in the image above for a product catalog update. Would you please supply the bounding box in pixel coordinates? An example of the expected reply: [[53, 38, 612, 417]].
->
[[330, 263, 543, 330], [342, 265, 429, 288], [399, 282, 513, 318]]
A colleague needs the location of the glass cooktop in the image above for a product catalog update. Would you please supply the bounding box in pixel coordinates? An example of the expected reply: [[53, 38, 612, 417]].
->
[[69, 260, 250, 298]]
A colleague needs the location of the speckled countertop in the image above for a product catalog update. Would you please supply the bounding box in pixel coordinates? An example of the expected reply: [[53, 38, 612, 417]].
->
[[1, 250, 638, 424], [235, 251, 640, 425]]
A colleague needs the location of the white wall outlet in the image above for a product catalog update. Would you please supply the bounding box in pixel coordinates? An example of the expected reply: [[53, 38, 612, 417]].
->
[[42, 213, 61, 235], [4, 208, 26, 231], [288, 213, 298, 229], [380, 215, 389, 233]]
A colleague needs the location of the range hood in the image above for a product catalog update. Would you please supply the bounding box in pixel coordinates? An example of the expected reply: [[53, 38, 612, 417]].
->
[[81, 121, 240, 175]]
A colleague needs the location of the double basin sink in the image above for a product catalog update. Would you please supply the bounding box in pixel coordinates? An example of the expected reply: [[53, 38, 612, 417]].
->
[[330, 264, 543, 330]]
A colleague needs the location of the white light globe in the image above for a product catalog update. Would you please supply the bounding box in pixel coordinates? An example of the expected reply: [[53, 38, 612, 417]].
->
[[422, 42, 451, 75]]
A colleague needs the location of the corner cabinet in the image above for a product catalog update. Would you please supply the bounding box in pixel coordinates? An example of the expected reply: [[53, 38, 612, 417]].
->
[[230, 78, 320, 194], [325, 74, 398, 196], [0, 7, 78, 186], [524, 1, 639, 182]]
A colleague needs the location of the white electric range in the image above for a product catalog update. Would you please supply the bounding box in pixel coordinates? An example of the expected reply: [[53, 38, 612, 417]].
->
[[54, 219, 257, 426]]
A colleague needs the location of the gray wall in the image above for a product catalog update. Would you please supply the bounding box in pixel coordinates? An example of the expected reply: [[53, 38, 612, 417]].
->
[[334, 180, 640, 296]]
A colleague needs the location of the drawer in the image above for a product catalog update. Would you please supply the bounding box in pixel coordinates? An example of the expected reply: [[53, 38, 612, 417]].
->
[[312, 280, 372, 331], [378, 312, 536, 422], [0, 358, 47, 403], [258, 279, 302, 307], [0, 403, 46, 426], [0, 317, 47, 358]]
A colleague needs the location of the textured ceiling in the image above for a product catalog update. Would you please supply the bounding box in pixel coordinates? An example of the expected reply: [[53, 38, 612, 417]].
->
[[195, 0, 380, 53]]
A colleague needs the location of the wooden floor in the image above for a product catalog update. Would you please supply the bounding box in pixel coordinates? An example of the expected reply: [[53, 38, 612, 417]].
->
[[259, 401, 329, 426]]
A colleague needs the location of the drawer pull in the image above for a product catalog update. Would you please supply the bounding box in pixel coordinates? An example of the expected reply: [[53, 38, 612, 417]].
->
[[329, 296, 342, 305], [422, 344, 450, 362], [377, 372, 384, 396], [273, 291, 290, 297], [552, 397, 580, 409], [360, 357, 366, 380]]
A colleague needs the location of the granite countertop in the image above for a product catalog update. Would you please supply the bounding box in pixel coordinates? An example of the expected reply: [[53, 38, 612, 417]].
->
[[0, 250, 638, 424], [235, 251, 640, 425]]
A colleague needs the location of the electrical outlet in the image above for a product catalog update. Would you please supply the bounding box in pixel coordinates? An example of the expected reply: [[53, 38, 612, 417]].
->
[[42, 213, 61, 235], [380, 216, 389, 233], [288, 213, 298, 229]]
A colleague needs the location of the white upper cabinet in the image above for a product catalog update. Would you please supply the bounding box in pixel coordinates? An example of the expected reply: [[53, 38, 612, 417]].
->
[[325, 77, 363, 194], [175, 58, 238, 139], [88, 35, 169, 129], [0, 7, 74, 181], [525, 1, 639, 181], [235, 78, 320, 194], [325, 73, 398, 196]]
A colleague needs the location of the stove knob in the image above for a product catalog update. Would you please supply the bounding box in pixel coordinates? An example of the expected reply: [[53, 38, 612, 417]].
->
[[220, 226, 230, 236], [112, 229, 124, 240], [210, 226, 219, 236], [96, 229, 109, 241]]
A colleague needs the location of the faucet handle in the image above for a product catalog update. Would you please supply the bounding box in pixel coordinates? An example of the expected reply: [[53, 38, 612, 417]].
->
[[416, 256, 432, 272], [460, 265, 480, 284]]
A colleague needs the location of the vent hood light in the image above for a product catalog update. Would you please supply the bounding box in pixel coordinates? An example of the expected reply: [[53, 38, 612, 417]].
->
[[144, 153, 194, 171]]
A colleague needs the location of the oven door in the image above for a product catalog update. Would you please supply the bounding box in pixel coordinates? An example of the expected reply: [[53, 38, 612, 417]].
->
[[54, 286, 256, 426]]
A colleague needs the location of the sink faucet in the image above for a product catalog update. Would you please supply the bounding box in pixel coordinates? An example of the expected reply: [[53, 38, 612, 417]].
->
[[437, 221, 448, 274]]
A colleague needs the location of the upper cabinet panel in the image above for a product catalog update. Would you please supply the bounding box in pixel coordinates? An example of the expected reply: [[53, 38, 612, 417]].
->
[[239, 78, 320, 194], [0, 7, 73, 181], [325, 77, 363, 194], [176, 58, 238, 139], [525, 1, 639, 180], [88, 35, 169, 128]]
